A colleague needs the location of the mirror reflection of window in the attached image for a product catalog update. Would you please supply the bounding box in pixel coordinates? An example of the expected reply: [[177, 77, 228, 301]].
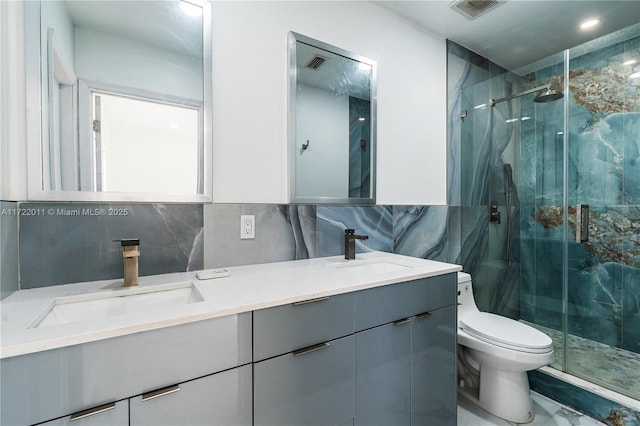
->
[[91, 92, 200, 195], [31, 0, 209, 200]]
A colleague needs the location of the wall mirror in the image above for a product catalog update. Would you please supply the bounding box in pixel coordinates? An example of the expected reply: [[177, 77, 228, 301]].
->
[[25, 0, 212, 202], [289, 32, 377, 204]]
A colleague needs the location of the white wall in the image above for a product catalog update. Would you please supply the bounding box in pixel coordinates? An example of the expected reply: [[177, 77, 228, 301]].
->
[[1, 1, 28, 201], [212, 1, 447, 205], [41, 0, 74, 71], [4, 1, 448, 205]]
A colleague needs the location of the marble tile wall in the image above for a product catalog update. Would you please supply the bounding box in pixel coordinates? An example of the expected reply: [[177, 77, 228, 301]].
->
[[447, 41, 508, 206], [317, 206, 393, 257], [446, 41, 522, 318], [18, 203, 203, 288]]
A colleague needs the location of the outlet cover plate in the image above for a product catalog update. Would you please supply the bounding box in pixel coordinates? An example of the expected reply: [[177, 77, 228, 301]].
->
[[240, 215, 255, 239]]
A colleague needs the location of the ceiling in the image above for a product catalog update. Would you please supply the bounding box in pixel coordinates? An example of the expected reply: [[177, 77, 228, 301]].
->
[[296, 41, 372, 99], [376, 0, 640, 72], [64, 1, 203, 58]]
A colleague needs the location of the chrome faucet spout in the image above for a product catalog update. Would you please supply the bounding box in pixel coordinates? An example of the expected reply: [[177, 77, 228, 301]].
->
[[344, 229, 368, 260]]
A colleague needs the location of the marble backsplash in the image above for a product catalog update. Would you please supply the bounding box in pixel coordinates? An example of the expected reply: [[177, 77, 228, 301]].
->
[[18, 203, 204, 288], [11, 201, 505, 319]]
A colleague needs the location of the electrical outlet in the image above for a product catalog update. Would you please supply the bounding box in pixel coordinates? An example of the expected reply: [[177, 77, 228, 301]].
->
[[240, 215, 255, 239]]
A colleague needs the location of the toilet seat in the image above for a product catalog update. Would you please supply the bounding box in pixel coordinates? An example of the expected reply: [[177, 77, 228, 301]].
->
[[460, 312, 553, 354]]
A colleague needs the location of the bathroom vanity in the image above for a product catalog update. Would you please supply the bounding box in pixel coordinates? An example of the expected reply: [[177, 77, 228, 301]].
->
[[0, 252, 461, 426]]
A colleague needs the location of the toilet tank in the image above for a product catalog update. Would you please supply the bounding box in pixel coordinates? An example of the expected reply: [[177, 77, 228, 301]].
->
[[457, 272, 479, 317], [458, 272, 472, 284]]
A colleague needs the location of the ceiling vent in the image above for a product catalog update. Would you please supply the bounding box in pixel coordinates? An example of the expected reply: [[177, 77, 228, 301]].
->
[[449, 0, 504, 19], [305, 55, 328, 70]]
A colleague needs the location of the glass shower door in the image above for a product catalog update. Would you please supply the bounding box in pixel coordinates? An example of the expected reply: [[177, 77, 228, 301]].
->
[[518, 59, 566, 372], [564, 30, 640, 400]]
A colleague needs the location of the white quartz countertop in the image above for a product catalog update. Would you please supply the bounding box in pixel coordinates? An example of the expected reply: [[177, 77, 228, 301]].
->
[[0, 251, 461, 359]]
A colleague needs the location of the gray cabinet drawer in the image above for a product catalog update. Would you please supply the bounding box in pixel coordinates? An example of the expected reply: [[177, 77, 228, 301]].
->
[[354, 273, 456, 331], [35, 400, 128, 426], [130, 364, 252, 426], [1, 313, 252, 426], [253, 292, 354, 361], [254, 334, 356, 426]]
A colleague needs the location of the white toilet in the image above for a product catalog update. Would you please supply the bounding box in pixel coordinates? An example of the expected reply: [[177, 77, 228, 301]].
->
[[457, 272, 554, 424]]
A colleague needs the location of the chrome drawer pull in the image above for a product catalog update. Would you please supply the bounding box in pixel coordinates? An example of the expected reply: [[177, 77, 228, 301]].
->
[[416, 311, 432, 319], [393, 317, 411, 325], [292, 296, 330, 306], [293, 342, 331, 356], [70, 402, 116, 421], [142, 384, 181, 402]]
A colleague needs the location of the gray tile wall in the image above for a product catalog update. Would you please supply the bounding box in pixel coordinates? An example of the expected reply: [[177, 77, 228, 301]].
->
[[203, 204, 315, 268], [18, 203, 203, 288], [12, 201, 466, 291]]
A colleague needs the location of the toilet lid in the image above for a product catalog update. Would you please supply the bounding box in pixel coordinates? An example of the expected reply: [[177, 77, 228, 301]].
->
[[460, 312, 553, 354]]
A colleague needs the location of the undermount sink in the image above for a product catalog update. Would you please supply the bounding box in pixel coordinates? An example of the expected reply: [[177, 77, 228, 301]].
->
[[329, 258, 415, 274], [31, 282, 204, 328]]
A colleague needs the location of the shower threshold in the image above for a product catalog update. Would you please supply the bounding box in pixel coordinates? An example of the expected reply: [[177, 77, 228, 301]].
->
[[523, 321, 640, 403]]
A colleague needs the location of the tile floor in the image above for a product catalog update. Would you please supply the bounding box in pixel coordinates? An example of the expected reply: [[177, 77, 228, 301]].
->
[[458, 391, 607, 425]]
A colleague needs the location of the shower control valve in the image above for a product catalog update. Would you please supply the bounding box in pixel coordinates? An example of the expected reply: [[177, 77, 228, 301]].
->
[[489, 202, 501, 224]]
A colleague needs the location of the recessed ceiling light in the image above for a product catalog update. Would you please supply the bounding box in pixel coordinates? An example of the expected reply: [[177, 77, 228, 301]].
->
[[623, 59, 638, 66], [580, 18, 600, 30]]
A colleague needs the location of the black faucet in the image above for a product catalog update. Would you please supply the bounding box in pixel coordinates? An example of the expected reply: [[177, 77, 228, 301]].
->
[[344, 229, 369, 260]]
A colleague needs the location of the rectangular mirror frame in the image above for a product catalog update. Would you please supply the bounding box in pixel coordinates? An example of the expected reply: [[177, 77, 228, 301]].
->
[[288, 32, 377, 205], [24, 0, 213, 203]]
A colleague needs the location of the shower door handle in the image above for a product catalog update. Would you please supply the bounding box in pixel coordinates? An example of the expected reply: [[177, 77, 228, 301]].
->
[[576, 204, 589, 243]]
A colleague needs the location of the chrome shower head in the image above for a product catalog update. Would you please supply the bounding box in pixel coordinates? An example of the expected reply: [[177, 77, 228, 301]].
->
[[491, 85, 564, 107], [534, 88, 563, 103]]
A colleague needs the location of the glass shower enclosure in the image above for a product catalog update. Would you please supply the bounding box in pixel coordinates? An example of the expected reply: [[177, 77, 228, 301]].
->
[[460, 23, 640, 400]]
